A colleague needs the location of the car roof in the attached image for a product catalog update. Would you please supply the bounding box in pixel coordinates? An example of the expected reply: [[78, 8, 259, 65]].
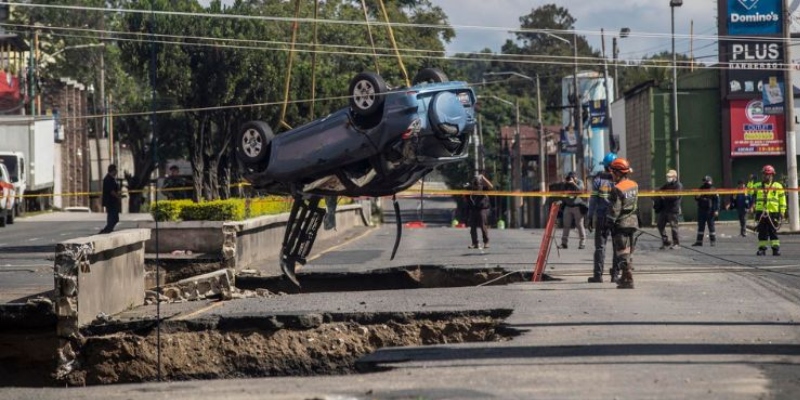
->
[[407, 80, 474, 94]]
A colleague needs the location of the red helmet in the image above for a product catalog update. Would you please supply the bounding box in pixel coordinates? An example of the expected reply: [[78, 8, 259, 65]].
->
[[762, 165, 775, 175], [609, 158, 632, 174]]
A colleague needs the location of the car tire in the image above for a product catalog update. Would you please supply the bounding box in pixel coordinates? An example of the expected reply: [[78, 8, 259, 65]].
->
[[236, 121, 274, 166], [349, 72, 387, 116], [412, 68, 449, 85]]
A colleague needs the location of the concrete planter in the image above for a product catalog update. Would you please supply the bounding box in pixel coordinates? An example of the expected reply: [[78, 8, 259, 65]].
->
[[137, 203, 368, 276]]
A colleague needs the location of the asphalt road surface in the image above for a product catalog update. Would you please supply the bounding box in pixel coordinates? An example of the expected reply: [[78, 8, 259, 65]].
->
[[4, 210, 800, 399], [0, 212, 149, 303]]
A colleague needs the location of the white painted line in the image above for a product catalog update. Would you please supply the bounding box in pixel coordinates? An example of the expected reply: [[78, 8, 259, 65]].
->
[[28, 238, 40, 241]]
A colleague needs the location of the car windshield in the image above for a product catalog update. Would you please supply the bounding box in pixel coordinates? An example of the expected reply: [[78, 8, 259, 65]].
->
[[0, 157, 18, 181]]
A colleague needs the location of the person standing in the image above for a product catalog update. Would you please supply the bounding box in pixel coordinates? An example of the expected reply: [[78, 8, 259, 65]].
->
[[656, 169, 683, 249], [751, 165, 787, 256], [585, 153, 619, 283], [559, 172, 586, 250], [163, 165, 188, 200], [99, 164, 121, 234], [605, 158, 639, 289], [727, 180, 751, 237], [692, 175, 719, 247], [467, 174, 493, 249]]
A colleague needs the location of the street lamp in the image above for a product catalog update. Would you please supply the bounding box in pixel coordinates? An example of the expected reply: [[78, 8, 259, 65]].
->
[[612, 28, 630, 99], [670, 0, 682, 176]]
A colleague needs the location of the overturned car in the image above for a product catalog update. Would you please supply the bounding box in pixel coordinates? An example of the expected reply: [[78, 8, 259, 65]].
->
[[235, 68, 477, 285]]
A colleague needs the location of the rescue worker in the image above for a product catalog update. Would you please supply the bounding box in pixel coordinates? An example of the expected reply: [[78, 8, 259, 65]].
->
[[559, 171, 586, 250], [605, 157, 639, 289], [656, 169, 683, 249], [585, 153, 620, 283], [751, 165, 787, 256], [692, 175, 719, 247]]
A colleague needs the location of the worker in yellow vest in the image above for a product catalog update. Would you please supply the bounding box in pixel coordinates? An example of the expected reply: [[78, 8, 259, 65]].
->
[[750, 165, 787, 256]]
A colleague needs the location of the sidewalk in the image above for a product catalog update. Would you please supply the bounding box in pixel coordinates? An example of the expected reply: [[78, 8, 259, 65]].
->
[[4, 223, 800, 399]]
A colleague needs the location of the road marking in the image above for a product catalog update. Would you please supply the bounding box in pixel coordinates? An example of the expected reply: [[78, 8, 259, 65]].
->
[[305, 228, 375, 263], [28, 238, 39, 241], [173, 301, 225, 320]]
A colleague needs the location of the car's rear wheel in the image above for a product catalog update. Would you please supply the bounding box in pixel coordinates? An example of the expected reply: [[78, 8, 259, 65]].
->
[[412, 68, 449, 85], [349, 72, 387, 116], [236, 121, 274, 166]]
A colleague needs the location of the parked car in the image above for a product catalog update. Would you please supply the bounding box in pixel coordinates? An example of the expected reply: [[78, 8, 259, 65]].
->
[[0, 162, 16, 226], [236, 68, 477, 197]]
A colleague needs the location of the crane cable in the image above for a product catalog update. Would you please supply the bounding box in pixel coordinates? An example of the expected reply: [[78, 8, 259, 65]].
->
[[278, 0, 302, 131], [376, 0, 409, 87], [360, 0, 380, 74]]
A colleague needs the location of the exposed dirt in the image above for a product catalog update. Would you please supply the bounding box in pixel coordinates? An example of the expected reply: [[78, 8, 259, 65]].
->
[[66, 313, 512, 386]]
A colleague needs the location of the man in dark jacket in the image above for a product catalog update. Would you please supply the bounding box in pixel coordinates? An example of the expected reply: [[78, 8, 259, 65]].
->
[[728, 180, 751, 237], [559, 171, 586, 249], [656, 169, 683, 249], [692, 175, 720, 247], [586, 153, 620, 283], [467, 174, 494, 249], [99, 164, 121, 234]]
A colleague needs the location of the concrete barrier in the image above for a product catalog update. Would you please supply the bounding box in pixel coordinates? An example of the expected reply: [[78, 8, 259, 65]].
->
[[54, 229, 150, 378], [138, 203, 368, 276]]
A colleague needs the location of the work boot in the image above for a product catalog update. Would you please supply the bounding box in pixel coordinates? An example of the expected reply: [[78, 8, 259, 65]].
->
[[616, 270, 634, 289], [609, 267, 620, 283], [659, 242, 670, 250], [756, 247, 767, 256], [691, 242, 702, 247], [772, 247, 781, 256], [587, 275, 603, 283], [710, 241, 716, 247]]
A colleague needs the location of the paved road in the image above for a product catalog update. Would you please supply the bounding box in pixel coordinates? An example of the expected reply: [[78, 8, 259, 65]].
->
[[4, 213, 800, 399], [0, 212, 151, 303]]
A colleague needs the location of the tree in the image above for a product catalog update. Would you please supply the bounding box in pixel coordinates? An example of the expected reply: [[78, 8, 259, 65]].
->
[[617, 51, 694, 94]]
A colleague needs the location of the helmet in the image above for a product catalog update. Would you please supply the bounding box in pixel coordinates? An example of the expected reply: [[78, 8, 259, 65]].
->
[[602, 153, 618, 168], [762, 165, 775, 175], [703, 175, 712, 183], [666, 169, 678, 179], [609, 158, 631, 174]]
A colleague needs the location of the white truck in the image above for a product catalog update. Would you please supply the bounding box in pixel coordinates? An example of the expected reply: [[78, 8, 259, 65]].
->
[[0, 117, 56, 215]]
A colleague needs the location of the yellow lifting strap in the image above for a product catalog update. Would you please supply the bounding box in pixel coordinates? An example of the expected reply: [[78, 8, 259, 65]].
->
[[377, 0, 410, 87], [279, 0, 303, 131], [360, 0, 381, 74]]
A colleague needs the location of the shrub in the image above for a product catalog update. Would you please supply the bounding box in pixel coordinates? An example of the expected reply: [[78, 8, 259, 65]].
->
[[149, 196, 354, 222], [150, 200, 194, 222], [180, 200, 245, 221]]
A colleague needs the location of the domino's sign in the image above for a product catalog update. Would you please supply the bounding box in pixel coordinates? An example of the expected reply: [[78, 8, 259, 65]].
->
[[727, 0, 783, 35]]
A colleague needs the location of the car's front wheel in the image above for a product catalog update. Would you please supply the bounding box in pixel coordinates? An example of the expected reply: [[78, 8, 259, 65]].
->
[[236, 121, 274, 167], [349, 72, 387, 116]]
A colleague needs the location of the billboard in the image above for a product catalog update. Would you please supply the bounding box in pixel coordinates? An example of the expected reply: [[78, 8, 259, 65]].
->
[[730, 99, 786, 156], [725, 39, 785, 99], [727, 0, 783, 35]]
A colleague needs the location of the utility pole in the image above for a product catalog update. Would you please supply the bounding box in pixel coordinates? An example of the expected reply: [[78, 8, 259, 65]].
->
[[513, 99, 522, 229], [671, 0, 682, 176], [783, 0, 799, 231], [613, 37, 619, 100], [601, 28, 615, 154], [573, 33, 585, 183], [536, 74, 546, 200]]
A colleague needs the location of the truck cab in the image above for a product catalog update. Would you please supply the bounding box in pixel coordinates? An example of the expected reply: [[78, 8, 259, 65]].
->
[[0, 151, 24, 216], [0, 161, 15, 226]]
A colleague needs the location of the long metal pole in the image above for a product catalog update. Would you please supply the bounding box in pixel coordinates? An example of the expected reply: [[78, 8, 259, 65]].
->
[[783, 0, 799, 231], [601, 28, 615, 155], [514, 100, 522, 228], [536, 75, 547, 228], [573, 33, 585, 183], [613, 37, 619, 99], [671, 5, 680, 176]]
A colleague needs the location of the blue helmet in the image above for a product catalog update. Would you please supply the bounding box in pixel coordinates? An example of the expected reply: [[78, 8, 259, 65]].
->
[[602, 153, 618, 168]]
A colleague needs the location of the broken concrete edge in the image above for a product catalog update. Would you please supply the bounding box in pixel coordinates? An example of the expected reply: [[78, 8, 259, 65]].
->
[[53, 229, 151, 381], [0, 298, 57, 330], [158, 269, 235, 303], [78, 309, 515, 337]]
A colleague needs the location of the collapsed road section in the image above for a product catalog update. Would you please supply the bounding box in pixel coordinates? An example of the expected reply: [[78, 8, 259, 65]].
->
[[64, 309, 515, 386]]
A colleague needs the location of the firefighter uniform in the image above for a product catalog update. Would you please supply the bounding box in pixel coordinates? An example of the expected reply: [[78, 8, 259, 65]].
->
[[605, 158, 639, 289], [752, 180, 787, 256]]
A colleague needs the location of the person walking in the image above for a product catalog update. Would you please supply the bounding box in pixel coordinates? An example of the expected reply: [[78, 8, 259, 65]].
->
[[751, 165, 787, 256], [99, 164, 122, 234], [727, 180, 752, 237], [604, 158, 639, 289], [467, 174, 493, 249], [585, 153, 619, 283], [656, 169, 683, 249], [692, 175, 719, 247], [559, 172, 586, 250]]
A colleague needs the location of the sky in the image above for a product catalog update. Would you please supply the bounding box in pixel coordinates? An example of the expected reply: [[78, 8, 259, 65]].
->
[[432, 0, 719, 63]]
